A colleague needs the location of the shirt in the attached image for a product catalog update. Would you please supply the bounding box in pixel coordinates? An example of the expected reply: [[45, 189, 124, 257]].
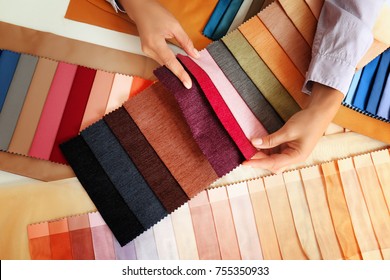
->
[[106, 0, 385, 96]]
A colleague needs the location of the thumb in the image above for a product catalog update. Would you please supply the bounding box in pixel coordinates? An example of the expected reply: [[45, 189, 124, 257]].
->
[[252, 127, 291, 149]]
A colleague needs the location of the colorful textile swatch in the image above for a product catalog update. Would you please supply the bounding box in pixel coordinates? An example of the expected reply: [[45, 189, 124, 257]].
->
[[28, 149, 390, 260], [0, 50, 20, 112]]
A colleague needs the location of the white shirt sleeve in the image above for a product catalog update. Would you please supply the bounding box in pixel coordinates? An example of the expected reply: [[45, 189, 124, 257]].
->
[[303, 0, 385, 95], [105, 0, 126, 13]]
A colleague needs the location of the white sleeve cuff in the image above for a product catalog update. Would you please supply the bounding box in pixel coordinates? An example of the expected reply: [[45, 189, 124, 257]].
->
[[105, 0, 126, 13]]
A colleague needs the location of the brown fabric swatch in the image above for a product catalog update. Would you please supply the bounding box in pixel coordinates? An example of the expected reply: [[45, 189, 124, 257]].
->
[[124, 82, 218, 198], [104, 106, 189, 212]]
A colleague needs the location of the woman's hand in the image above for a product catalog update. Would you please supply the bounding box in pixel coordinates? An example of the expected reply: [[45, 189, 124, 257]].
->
[[243, 83, 344, 173], [119, 0, 199, 88]]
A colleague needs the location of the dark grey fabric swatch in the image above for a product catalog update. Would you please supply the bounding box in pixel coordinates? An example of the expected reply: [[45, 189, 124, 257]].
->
[[60, 136, 144, 246], [81, 120, 167, 229], [207, 41, 284, 133]]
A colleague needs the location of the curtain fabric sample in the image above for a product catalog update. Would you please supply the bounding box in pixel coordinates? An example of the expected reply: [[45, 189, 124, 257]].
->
[[68, 215, 95, 260], [48, 220, 73, 260], [352, 55, 381, 110], [134, 228, 159, 260], [377, 74, 390, 120], [343, 69, 363, 105], [177, 53, 257, 159], [154, 66, 243, 177], [192, 49, 272, 137], [207, 187, 241, 260], [322, 161, 362, 260], [212, 0, 245, 40], [258, 1, 311, 76], [60, 136, 144, 246], [283, 170, 322, 260], [0, 54, 38, 150], [153, 216, 179, 260], [89, 212, 116, 260], [0, 50, 20, 112], [366, 49, 390, 114], [50, 66, 97, 163], [207, 41, 284, 132], [104, 106, 188, 213], [80, 120, 167, 229], [203, 0, 232, 40], [29, 62, 77, 160], [105, 74, 132, 114], [222, 30, 299, 123], [124, 83, 219, 198], [28, 222, 52, 260], [304, 0, 323, 20], [7, 58, 58, 155], [227, 0, 253, 33], [114, 240, 136, 260]]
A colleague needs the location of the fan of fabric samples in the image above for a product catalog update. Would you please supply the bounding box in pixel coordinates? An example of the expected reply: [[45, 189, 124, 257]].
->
[[27, 148, 390, 260]]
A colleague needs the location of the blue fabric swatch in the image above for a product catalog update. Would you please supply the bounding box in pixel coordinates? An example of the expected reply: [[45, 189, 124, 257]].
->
[[377, 73, 390, 120], [344, 68, 363, 105], [212, 0, 244, 40], [203, 0, 232, 39], [352, 55, 380, 110], [81, 120, 167, 229], [366, 49, 390, 114], [0, 51, 20, 112]]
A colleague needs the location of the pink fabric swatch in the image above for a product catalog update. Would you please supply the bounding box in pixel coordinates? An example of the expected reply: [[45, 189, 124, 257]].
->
[[191, 50, 268, 140], [29, 62, 77, 160]]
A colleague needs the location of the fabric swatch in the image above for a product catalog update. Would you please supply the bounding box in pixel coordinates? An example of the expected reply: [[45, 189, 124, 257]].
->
[[343, 69, 363, 105], [105, 74, 132, 114], [244, 0, 265, 21], [177, 53, 257, 160], [222, 30, 299, 122], [212, 0, 245, 40], [0, 54, 38, 150], [153, 216, 179, 260], [371, 150, 390, 209], [48, 219, 73, 260], [207, 41, 284, 132], [7, 58, 58, 155], [27, 222, 51, 260], [60, 136, 144, 246], [227, 0, 253, 33], [104, 106, 188, 213], [377, 74, 390, 119], [154, 66, 243, 177], [50, 66, 96, 163], [0, 50, 20, 112], [89, 212, 116, 260], [189, 49, 270, 138], [124, 83, 218, 198], [81, 120, 167, 229], [203, 0, 232, 40], [29, 62, 77, 160], [352, 55, 381, 110], [366, 49, 390, 114], [68, 215, 95, 260]]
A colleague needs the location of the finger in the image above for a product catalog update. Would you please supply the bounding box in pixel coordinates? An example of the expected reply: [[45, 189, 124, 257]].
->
[[151, 39, 192, 89], [243, 148, 300, 173], [172, 24, 199, 59], [252, 126, 293, 149]]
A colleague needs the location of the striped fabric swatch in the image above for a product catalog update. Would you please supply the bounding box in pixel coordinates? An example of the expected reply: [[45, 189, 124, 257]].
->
[[28, 149, 390, 260]]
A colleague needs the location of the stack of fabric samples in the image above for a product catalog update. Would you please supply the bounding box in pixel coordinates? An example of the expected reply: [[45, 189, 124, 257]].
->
[[28, 149, 390, 259]]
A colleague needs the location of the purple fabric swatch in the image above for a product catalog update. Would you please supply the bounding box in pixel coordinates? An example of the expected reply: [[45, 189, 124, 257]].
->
[[154, 66, 244, 177]]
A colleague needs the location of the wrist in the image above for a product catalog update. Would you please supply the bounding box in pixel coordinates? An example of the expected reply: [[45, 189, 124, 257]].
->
[[307, 83, 344, 119]]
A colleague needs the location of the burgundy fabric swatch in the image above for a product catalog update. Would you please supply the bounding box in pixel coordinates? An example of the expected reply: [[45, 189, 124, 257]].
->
[[177, 54, 257, 160], [104, 106, 189, 212], [154, 66, 244, 177], [50, 66, 96, 163]]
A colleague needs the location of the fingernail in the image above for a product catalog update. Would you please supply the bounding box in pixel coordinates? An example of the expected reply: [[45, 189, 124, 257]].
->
[[252, 138, 263, 146], [193, 48, 200, 58], [183, 80, 192, 89]]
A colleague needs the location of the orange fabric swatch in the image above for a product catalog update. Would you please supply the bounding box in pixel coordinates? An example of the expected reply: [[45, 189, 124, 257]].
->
[[188, 191, 221, 260], [300, 166, 343, 260], [371, 149, 390, 210], [27, 222, 52, 260], [277, 0, 317, 45], [263, 174, 307, 260], [247, 178, 282, 260], [208, 187, 241, 260], [338, 158, 382, 260], [80, 71, 115, 130], [48, 219, 73, 260], [321, 161, 362, 260], [8, 58, 58, 155], [354, 154, 390, 259], [65, 0, 215, 50], [283, 170, 322, 260], [239, 16, 310, 108], [259, 2, 311, 76], [129, 77, 154, 98]]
